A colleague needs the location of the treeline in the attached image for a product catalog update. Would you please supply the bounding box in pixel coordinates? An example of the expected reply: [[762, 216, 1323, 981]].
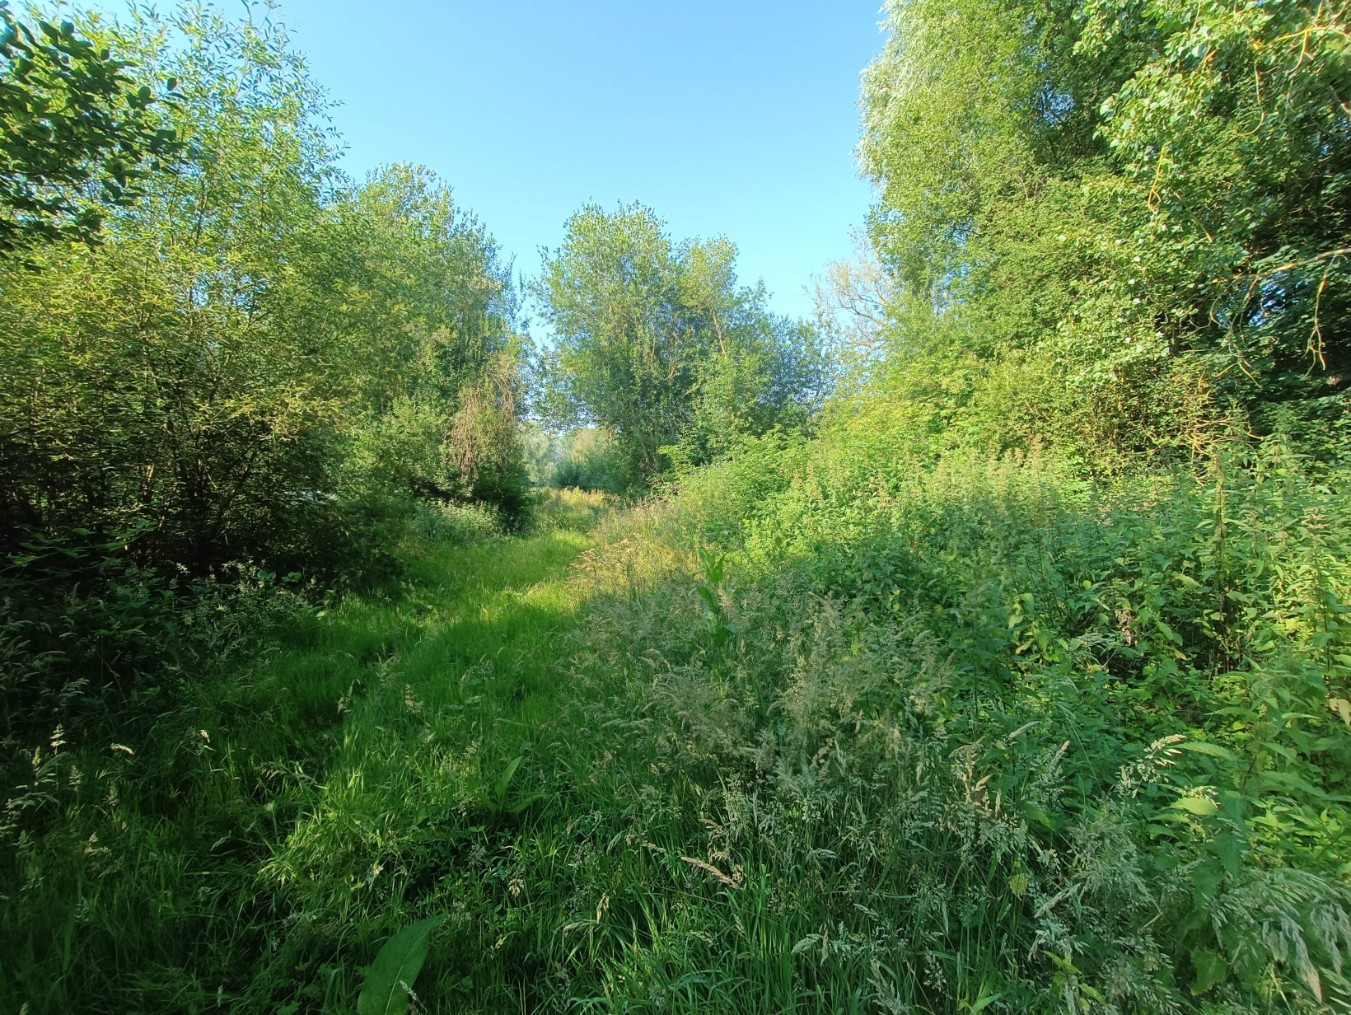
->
[[532, 203, 829, 487], [2, 7, 526, 576]]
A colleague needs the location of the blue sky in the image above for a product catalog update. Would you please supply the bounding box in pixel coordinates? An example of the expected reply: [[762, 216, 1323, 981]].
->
[[264, 1, 887, 325]]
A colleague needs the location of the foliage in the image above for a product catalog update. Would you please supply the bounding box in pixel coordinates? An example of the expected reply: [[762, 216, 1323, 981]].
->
[[856, 0, 1351, 466], [536, 202, 828, 483], [3, 1, 1349, 1013], [546, 426, 636, 493], [0, 2, 530, 786], [0, 2, 179, 253], [0, 8, 528, 578], [4, 423, 1349, 1013], [357, 916, 442, 1015], [558, 435, 1351, 1011]]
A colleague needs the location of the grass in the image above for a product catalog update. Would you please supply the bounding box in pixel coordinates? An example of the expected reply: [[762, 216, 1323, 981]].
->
[[2, 490, 606, 1013], [5, 453, 1351, 1013]]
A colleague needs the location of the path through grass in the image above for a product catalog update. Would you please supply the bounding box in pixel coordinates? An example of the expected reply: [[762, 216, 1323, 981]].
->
[[5, 492, 609, 1013]]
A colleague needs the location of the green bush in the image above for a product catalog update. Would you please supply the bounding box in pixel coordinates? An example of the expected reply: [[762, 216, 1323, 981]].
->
[[0, 531, 316, 750], [549, 427, 638, 493]]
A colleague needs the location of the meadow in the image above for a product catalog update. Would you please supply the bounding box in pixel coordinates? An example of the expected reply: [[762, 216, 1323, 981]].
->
[[7, 440, 1350, 1013]]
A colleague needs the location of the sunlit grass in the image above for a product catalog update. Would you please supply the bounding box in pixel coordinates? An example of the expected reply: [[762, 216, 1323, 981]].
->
[[3, 492, 608, 1013], [7, 465, 1350, 1014]]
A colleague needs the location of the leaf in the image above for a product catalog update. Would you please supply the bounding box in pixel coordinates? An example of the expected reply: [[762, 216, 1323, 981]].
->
[[1171, 795, 1218, 817], [357, 916, 442, 1015], [1176, 741, 1237, 761], [493, 756, 522, 804], [695, 584, 719, 612], [1257, 771, 1325, 799], [964, 990, 1004, 1012], [507, 792, 544, 815], [1212, 830, 1244, 879], [1190, 948, 1227, 996]]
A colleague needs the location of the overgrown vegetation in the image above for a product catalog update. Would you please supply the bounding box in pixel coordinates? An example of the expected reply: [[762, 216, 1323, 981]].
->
[[0, 5, 528, 739], [4, 0, 1349, 1012]]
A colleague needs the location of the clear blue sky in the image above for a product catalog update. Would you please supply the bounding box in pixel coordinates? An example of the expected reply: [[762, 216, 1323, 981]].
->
[[264, 1, 887, 325]]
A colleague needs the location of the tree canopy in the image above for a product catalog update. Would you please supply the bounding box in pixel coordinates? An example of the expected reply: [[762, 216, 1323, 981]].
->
[[536, 202, 827, 480], [0, 5, 527, 576], [0, 2, 179, 252], [856, 0, 1351, 464]]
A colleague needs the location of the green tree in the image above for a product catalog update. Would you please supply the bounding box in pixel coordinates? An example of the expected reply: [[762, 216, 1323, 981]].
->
[[536, 202, 826, 481], [294, 163, 528, 513], [0, 2, 178, 253], [0, 4, 339, 570], [858, 0, 1351, 463], [0, 6, 529, 571]]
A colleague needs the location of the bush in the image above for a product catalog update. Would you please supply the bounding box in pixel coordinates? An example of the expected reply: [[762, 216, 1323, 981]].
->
[[0, 531, 316, 750], [549, 427, 637, 493], [404, 500, 505, 548]]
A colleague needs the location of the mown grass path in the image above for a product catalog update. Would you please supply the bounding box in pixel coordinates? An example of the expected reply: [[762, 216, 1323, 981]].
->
[[247, 499, 608, 1008]]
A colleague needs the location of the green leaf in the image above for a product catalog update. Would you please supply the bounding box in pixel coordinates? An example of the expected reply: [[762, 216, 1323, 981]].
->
[[1212, 830, 1244, 879], [1171, 795, 1218, 817], [493, 756, 522, 803], [1190, 948, 1227, 996], [357, 916, 442, 1015], [507, 792, 544, 815], [1176, 741, 1237, 762], [1257, 771, 1325, 799]]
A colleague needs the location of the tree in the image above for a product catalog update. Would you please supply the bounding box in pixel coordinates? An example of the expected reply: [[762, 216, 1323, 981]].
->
[[293, 163, 528, 513], [0, 2, 179, 253], [536, 202, 827, 481], [0, 4, 340, 570], [858, 0, 1351, 463], [0, 6, 530, 573]]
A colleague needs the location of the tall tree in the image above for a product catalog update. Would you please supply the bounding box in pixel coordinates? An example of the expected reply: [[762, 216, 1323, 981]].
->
[[536, 203, 826, 480], [859, 0, 1351, 462]]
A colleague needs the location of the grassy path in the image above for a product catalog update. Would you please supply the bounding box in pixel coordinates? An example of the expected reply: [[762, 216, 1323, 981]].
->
[[248, 499, 607, 1009], [6, 495, 610, 1014]]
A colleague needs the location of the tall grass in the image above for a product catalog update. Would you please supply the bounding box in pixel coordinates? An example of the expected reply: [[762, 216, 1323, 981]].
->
[[555, 437, 1351, 1012], [5, 446, 1349, 1012], [2, 492, 604, 1012]]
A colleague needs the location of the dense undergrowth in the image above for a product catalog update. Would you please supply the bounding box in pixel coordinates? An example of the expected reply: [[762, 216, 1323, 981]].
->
[[7, 442, 1349, 1013], [562, 433, 1351, 1012], [1, 492, 597, 1013]]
